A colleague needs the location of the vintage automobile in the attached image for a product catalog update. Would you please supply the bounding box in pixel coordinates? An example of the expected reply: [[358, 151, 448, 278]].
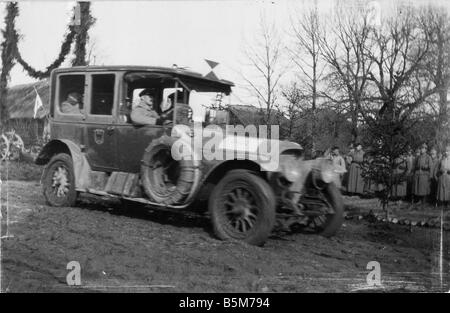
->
[[36, 65, 344, 246]]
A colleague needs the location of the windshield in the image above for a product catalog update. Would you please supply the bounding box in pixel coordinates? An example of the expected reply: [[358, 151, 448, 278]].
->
[[123, 71, 232, 125], [189, 91, 230, 122]]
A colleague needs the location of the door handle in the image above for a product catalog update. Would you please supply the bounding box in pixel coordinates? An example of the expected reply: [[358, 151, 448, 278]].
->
[[106, 126, 115, 134]]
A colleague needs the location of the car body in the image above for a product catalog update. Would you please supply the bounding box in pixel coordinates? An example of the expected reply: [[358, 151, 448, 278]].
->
[[36, 65, 344, 245]]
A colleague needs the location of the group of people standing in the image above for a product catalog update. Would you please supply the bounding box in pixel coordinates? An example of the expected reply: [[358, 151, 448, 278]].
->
[[324, 143, 450, 206]]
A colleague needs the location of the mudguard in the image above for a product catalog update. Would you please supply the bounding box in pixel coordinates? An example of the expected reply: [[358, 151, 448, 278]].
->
[[36, 139, 92, 190]]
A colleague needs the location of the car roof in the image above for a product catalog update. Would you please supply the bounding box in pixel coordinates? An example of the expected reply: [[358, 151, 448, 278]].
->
[[52, 65, 235, 88]]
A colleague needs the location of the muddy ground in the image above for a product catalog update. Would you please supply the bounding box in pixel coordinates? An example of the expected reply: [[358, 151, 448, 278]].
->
[[1, 166, 449, 292]]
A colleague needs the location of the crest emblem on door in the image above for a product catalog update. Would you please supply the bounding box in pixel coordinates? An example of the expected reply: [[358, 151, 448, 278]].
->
[[94, 129, 104, 145]]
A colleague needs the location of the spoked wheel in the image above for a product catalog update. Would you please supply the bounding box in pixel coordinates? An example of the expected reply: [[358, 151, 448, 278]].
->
[[209, 170, 276, 246], [42, 153, 77, 207], [0, 134, 9, 161], [299, 183, 344, 237], [7, 132, 24, 161]]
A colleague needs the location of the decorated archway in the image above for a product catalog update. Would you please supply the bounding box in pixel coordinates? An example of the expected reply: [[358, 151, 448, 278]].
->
[[0, 1, 95, 122]]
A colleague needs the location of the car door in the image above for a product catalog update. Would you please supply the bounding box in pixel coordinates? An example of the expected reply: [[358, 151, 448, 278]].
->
[[84, 73, 119, 171], [114, 80, 170, 173]]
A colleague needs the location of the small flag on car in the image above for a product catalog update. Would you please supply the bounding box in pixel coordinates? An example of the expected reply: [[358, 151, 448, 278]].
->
[[33, 87, 44, 119]]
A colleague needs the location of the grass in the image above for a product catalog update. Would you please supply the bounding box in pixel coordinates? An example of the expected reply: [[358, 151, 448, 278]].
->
[[344, 195, 450, 225], [0, 159, 44, 181]]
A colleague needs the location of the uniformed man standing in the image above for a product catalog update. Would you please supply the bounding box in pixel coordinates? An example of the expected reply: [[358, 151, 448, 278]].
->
[[405, 147, 415, 200], [436, 145, 450, 205], [413, 143, 433, 204], [391, 155, 408, 198], [343, 143, 355, 192], [429, 147, 440, 203], [130, 89, 160, 125]]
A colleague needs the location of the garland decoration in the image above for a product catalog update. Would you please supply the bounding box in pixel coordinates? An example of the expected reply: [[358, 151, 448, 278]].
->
[[0, 2, 95, 121], [72, 2, 96, 66], [0, 2, 19, 122], [15, 26, 77, 79]]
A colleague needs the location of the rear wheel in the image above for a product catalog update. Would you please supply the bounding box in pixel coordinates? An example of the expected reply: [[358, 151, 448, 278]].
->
[[8, 132, 24, 161], [0, 134, 9, 161], [42, 153, 77, 207], [209, 170, 276, 246]]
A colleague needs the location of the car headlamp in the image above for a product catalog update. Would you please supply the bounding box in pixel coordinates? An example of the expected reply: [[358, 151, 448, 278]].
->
[[320, 167, 335, 183], [318, 160, 338, 184], [279, 155, 302, 182]]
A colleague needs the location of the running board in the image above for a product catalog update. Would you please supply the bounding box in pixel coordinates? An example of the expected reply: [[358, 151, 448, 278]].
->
[[77, 171, 192, 209], [77, 187, 190, 210]]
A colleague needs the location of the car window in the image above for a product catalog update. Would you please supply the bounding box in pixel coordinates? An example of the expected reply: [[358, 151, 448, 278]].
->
[[58, 75, 85, 115], [90, 74, 115, 115]]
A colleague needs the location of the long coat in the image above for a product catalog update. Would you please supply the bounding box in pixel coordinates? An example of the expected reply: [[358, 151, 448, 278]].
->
[[430, 157, 440, 199], [347, 150, 365, 194], [391, 157, 408, 197], [405, 155, 415, 197], [437, 156, 450, 202], [342, 151, 354, 192], [413, 154, 433, 196], [130, 99, 159, 125]]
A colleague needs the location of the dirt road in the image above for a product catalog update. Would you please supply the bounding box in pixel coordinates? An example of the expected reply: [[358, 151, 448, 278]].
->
[[1, 180, 449, 292]]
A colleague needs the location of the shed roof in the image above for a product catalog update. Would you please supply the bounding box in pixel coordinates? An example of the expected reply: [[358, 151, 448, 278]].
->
[[6, 80, 50, 119]]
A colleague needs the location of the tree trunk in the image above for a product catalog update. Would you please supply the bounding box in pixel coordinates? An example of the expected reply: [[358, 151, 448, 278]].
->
[[435, 87, 449, 150]]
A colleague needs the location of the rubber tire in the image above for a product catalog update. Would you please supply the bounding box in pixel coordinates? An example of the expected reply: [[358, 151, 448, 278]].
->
[[42, 153, 77, 207], [209, 170, 276, 246], [141, 136, 197, 205], [318, 182, 344, 237]]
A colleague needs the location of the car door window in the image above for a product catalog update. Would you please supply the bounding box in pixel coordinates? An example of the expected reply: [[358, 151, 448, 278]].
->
[[58, 75, 85, 115], [90, 74, 115, 116]]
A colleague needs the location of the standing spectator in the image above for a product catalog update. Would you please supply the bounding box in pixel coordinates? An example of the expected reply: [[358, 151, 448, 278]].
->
[[436, 145, 450, 205], [342, 143, 355, 192], [405, 148, 415, 201], [429, 147, 440, 204], [363, 151, 378, 195], [413, 143, 433, 204], [414, 147, 421, 160], [391, 154, 408, 199], [345, 143, 355, 166], [329, 146, 346, 189], [347, 143, 364, 194]]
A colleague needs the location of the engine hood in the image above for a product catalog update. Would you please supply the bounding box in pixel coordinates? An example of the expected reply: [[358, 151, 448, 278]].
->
[[171, 124, 303, 171]]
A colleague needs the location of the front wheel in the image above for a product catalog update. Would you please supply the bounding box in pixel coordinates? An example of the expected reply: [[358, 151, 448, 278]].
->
[[42, 153, 78, 207], [209, 170, 276, 246], [301, 183, 344, 237]]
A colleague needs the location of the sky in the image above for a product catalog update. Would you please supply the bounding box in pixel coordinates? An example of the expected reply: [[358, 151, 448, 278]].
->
[[1, 0, 449, 110]]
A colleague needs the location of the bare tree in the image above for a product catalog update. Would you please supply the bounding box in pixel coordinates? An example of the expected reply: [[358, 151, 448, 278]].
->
[[319, 4, 374, 142], [358, 5, 438, 214], [287, 5, 325, 149], [241, 14, 287, 125], [419, 6, 450, 149], [364, 5, 434, 122], [280, 82, 304, 140]]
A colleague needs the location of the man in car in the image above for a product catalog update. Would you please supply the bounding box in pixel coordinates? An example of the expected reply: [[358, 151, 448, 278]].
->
[[130, 89, 160, 125], [60, 92, 83, 114]]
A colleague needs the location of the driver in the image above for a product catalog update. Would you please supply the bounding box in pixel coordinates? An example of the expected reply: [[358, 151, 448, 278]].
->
[[130, 89, 160, 125]]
